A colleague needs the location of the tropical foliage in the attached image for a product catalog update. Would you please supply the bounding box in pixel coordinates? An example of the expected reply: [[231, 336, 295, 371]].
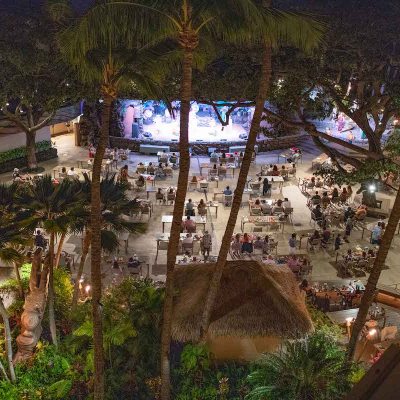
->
[[246, 330, 362, 400]]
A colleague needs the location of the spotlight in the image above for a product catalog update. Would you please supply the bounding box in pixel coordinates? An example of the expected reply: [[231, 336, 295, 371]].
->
[[85, 285, 91, 294], [369, 184, 376, 193]]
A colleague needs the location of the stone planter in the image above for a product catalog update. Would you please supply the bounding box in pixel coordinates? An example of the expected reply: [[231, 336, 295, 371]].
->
[[0, 148, 58, 174], [109, 133, 308, 155]]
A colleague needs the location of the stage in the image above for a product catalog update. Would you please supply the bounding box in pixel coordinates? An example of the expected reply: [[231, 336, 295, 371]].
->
[[120, 100, 254, 143]]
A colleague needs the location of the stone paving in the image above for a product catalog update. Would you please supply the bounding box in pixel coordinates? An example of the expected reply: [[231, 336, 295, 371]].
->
[[1, 133, 399, 289]]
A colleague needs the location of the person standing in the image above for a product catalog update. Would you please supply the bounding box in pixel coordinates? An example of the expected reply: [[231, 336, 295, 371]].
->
[[201, 231, 212, 260], [288, 233, 297, 255]]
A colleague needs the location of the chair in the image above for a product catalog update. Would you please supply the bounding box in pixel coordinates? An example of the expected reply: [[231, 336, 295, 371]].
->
[[311, 198, 321, 206], [308, 238, 321, 252], [284, 207, 294, 222], [140, 204, 151, 220], [155, 192, 165, 204], [218, 168, 227, 179], [250, 207, 262, 216], [261, 206, 272, 215], [137, 166, 146, 174], [224, 194, 233, 207], [210, 156, 219, 164], [167, 192, 176, 204], [198, 207, 207, 217], [310, 212, 323, 227], [188, 181, 198, 191], [164, 167, 173, 177], [199, 181, 209, 192], [281, 170, 289, 181], [182, 242, 194, 255], [331, 196, 340, 204], [272, 207, 284, 215]]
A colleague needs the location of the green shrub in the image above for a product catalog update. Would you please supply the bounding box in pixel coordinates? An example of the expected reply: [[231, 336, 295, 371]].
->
[[0, 345, 77, 400], [173, 344, 250, 400], [0, 140, 52, 163]]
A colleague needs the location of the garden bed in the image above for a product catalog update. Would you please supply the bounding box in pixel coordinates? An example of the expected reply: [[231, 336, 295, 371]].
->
[[0, 141, 58, 174]]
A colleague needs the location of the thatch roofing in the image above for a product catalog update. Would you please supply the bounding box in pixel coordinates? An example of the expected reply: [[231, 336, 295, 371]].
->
[[171, 260, 313, 342]]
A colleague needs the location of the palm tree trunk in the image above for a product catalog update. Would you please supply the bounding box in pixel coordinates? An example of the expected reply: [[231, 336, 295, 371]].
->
[[160, 46, 193, 400], [25, 131, 37, 170], [91, 92, 114, 400], [347, 189, 400, 360], [48, 232, 58, 347], [71, 231, 91, 310], [13, 262, 24, 300], [200, 44, 272, 340], [0, 297, 16, 382], [54, 232, 66, 268]]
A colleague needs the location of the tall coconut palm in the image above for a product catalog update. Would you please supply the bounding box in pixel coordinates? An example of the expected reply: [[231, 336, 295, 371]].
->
[[49, 4, 172, 397], [200, 2, 324, 340], [347, 188, 400, 360], [71, 174, 144, 309], [16, 175, 84, 347], [95, 3, 264, 398]]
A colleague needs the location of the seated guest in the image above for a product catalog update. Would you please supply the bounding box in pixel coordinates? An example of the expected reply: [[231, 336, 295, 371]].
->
[[223, 186, 233, 195], [344, 206, 355, 222], [185, 199, 195, 216], [230, 233, 242, 255], [355, 204, 367, 220], [312, 205, 323, 226], [282, 198, 291, 208], [147, 162, 155, 175], [241, 233, 253, 253], [315, 177, 323, 188], [340, 187, 348, 202], [253, 236, 264, 250], [321, 192, 331, 208], [182, 233, 193, 245], [310, 191, 321, 202], [331, 187, 339, 199], [371, 222, 382, 244], [155, 163, 166, 177], [59, 167, 67, 179], [272, 199, 283, 214], [136, 175, 145, 188], [210, 150, 219, 163], [127, 257, 141, 274], [182, 216, 196, 232], [197, 199, 207, 216], [287, 255, 301, 273], [218, 163, 227, 175], [307, 177, 316, 189], [67, 167, 77, 177], [321, 223, 331, 248], [156, 188, 165, 202], [262, 235, 272, 254], [119, 165, 131, 183], [210, 164, 218, 175], [169, 153, 177, 164], [271, 165, 280, 176], [265, 164, 274, 175], [260, 200, 271, 214], [159, 150, 168, 163]]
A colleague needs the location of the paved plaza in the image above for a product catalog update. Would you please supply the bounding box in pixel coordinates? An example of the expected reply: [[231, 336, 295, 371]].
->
[[1, 133, 399, 289]]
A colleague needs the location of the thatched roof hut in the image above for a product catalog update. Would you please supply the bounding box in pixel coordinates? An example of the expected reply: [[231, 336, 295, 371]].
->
[[171, 260, 313, 360]]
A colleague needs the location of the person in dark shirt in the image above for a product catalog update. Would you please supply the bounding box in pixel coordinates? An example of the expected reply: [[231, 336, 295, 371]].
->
[[34, 230, 46, 249]]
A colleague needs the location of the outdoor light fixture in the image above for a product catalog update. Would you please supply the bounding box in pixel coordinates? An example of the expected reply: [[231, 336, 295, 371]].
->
[[369, 184, 376, 193], [346, 317, 353, 339], [85, 285, 91, 294], [368, 328, 377, 337]]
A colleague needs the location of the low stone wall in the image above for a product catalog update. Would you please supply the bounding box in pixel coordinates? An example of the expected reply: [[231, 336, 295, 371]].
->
[[110, 133, 308, 155], [0, 148, 58, 174]]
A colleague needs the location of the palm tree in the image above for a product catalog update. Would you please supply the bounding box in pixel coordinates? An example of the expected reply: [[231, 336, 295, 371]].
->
[[246, 331, 354, 400], [200, 2, 324, 339], [347, 188, 400, 360], [16, 175, 83, 347], [0, 297, 15, 382], [49, 4, 171, 397], [71, 174, 144, 309]]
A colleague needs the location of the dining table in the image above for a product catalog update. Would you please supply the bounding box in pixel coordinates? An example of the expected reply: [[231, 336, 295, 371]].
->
[[161, 215, 207, 233], [241, 215, 284, 233]]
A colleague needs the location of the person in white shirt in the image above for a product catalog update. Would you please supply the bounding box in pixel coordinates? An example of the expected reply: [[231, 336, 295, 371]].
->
[[67, 167, 77, 177], [282, 198, 291, 208]]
